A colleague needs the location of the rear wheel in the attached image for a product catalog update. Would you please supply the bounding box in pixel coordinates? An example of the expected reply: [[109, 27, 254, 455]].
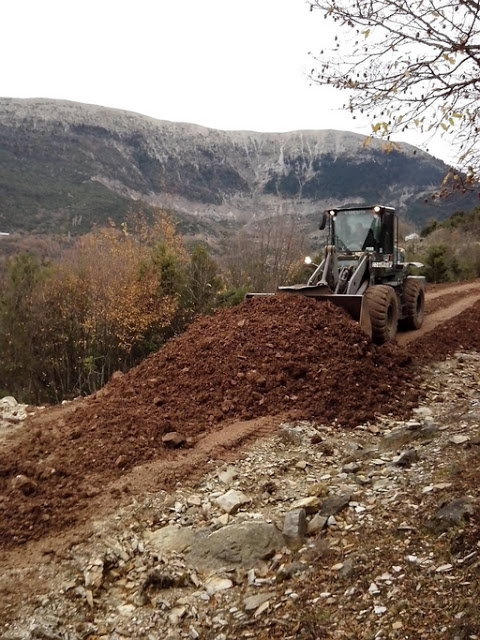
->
[[364, 285, 399, 344], [402, 278, 425, 330]]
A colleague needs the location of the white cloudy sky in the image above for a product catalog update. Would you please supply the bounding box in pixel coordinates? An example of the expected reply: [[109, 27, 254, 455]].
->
[[1, 0, 453, 163]]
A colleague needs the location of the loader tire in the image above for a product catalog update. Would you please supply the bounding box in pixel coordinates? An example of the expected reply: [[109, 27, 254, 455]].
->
[[402, 278, 425, 330], [364, 285, 399, 345]]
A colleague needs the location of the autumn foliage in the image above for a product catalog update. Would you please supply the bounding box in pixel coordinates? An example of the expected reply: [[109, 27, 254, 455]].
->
[[0, 210, 310, 403], [0, 212, 219, 402]]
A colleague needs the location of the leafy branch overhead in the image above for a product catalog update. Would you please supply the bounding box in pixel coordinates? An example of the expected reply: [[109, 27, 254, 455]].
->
[[309, 0, 480, 179]]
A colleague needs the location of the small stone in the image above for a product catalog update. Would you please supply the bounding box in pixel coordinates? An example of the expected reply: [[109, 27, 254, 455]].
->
[[168, 606, 187, 624], [449, 435, 469, 445], [278, 426, 303, 444], [187, 495, 202, 506], [11, 474, 38, 496], [215, 513, 230, 526], [83, 559, 104, 589], [283, 508, 307, 542], [392, 621, 403, 630], [115, 455, 126, 468], [117, 603, 135, 616], [343, 462, 361, 473], [393, 449, 419, 468], [307, 514, 328, 535], [320, 493, 351, 517], [338, 555, 356, 578], [307, 482, 328, 497], [254, 600, 271, 617], [218, 467, 238, 485], [374, 605, 387, 615], [214, 489, 250, 514], [291, 496, 321, 514], [189, 626, 200, 640], [85, 590, 94, 608], [162, 432, 186, 448], [433, 482, 452, 490], [204, 576, 233, 595], [295, 460, 310, 470], [413, 406, 432, 417], [428, 497, 475, 533], [276, 562, 308, 582], [435, 563, 453, 572], [244, 591, 276, 611], [406, 421, 422, 430]]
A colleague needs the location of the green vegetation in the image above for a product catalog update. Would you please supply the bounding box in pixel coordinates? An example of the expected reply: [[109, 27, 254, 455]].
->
[[421, 209, 480, 238], [409, 207, 480, 283]]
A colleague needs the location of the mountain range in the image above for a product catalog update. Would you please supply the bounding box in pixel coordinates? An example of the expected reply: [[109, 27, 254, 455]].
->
[[0, 97, 476, 247]]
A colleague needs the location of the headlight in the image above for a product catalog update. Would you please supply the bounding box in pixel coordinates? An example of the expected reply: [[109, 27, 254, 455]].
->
[[304, 256, 313, 265], [329, 210, 336, 216], [374, 205, 381, 213]]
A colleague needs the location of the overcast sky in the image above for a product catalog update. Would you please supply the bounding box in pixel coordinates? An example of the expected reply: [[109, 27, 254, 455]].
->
[[1, 0, 453, 163]]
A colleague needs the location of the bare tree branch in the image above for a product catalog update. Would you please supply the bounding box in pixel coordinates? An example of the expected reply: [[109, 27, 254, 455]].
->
[[310, 0, 480, 178]]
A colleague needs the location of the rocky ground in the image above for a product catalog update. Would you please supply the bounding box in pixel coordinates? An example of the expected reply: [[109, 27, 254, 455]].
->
[[1, 350, 479, 640], [0, 296, 419, 549], [0, 396, 29, 444]]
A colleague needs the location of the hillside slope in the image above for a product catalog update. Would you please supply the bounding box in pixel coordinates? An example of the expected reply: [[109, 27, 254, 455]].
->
[[0, 98, 476, 241]]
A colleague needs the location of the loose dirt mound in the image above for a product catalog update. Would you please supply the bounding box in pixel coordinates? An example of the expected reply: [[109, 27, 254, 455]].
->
[[414, 300, 480, 360], [0, 296, 418, 547]]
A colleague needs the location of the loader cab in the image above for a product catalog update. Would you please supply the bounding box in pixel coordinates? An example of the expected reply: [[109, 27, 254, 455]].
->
[[325, 205, 396, 259]]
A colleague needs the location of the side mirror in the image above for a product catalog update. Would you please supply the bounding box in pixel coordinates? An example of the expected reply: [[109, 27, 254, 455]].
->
[[318, 212, 327, 231]]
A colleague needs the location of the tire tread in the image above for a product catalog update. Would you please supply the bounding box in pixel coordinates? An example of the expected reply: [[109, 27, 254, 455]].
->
[[365, 285, 399, 344]]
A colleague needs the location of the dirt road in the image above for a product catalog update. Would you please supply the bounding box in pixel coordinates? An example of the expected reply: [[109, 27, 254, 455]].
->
[[425, 279, 480, 300], [0, 281, 480, 633], [397, 280, 480, 346]]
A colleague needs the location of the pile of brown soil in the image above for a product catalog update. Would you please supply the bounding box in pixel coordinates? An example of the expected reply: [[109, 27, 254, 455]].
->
[[0, 296, 418, 547], [414, 300, 480, 360]]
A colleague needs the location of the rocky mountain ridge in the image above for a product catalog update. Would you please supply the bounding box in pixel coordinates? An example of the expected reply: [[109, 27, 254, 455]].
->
[[0, 98, 475, 243]]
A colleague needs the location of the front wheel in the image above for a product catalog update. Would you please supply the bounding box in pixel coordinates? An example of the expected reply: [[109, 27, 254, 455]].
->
[[364, 285, 399, 345]]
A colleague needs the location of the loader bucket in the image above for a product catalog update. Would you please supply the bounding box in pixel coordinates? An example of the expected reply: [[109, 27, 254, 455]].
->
[[278, 285, 372, 339]]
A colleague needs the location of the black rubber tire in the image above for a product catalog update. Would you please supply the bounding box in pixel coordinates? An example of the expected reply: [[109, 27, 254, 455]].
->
[[402, 278, 425, 330], [364, 285, 399, 345]]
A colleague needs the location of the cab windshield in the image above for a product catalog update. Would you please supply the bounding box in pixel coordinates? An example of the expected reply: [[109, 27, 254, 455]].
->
[[334, 211, 380, 253]]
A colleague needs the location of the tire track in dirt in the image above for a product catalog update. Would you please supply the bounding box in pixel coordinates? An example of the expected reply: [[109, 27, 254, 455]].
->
[[0, 415, 282, 567], [425, 280, 480, 301]]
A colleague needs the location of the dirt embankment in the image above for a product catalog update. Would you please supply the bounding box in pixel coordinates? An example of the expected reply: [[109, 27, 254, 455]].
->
[[1, 287, 480, 550], [0, 296, 418, 548], [396, 280, 480, 346], [413, 299, 480, 360]]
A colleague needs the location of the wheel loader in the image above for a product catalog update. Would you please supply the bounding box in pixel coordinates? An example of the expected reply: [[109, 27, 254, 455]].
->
[[248, 205, 425, 344]]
